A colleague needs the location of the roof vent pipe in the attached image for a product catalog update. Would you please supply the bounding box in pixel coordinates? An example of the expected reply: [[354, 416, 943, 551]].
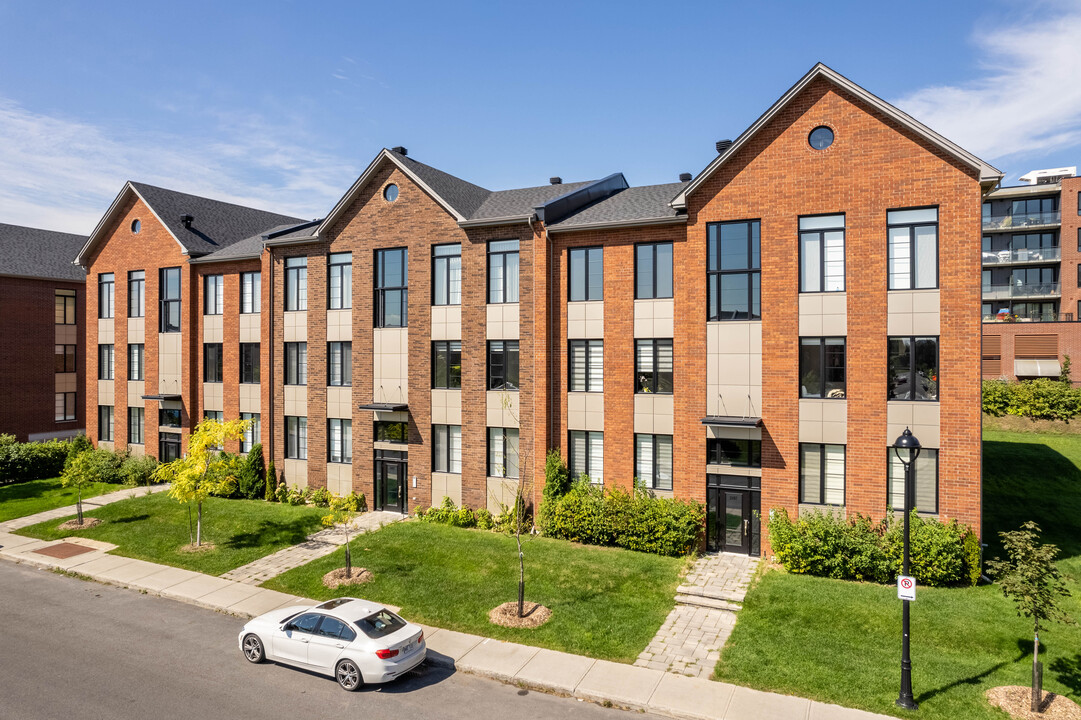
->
[[716, 139, 733, 154], [391, 146, 407, 156], [679, 172, 692, 182], [550, 177, 562, 185], [180, 214, 194, 228]]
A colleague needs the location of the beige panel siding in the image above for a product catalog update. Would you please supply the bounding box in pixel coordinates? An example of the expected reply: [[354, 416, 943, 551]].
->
[[203, 383, 224, 412], [284, 311, 308, 343], [432, 472, 463, 507], [486, 303, 520, 340], [887, 290, 940, 336], [634, 394, 674, 434], [284, 385, 307, 417], [283, 459, 308, 488], [486, 476, 519, 514], [431, 389, 462, 425], [373, 328, 408, 404], [798, 399, 848, 444], [634, 298, 674, 338], [239, 314, 261, 343], [126, 317, 144, 345], [158, 333, 182, 395], [97, 379, 115, 405], [127, 381, 144, 407], [706, 321, 762, 418], [327, 309, 352, 342], [798, 293, 848, 336], [239, 384, 260, 413], [486, 391, 519, 428], [327, 386, 351, 419], [56, 324, 78, 345], [886, 401, 941, 447], [97, 318, 114, 345], [203, 314, 223, 343], [431, 306, 462, 341], [567, 301, 603, 339], [326, 463, 352, 496], [567, 392, 604, 431], [56, 373, 77, 393]]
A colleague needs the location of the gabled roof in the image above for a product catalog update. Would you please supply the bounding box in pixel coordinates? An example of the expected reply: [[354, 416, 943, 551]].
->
[[0, 223, 87, 281], [671, 63, 1004, 209], [546, 181, 689, 233], [75, 182, 304, 265]]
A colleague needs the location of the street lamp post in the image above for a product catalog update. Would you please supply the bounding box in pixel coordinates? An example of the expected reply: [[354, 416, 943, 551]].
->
[[893, 427, 921, 711]]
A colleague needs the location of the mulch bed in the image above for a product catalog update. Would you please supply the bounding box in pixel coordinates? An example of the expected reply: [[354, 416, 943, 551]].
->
[[987, 686, 1081, 720], [488, 601, 552, 629], [178, 542, 217, 553], [323, 567, 373, 588], [57, 518, 102, 530]]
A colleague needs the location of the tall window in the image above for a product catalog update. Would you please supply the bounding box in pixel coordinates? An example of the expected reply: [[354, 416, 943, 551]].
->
[[159, 267, 181, 332], [204, 343, 223, 383], [240, 413, 260, 453], [635, 339, 673, 394], [328, 342, 352, 386], [328, 419, 352, 463], [888, 337, 938, 401], [569, 339, 603, 392], [375, 248, 407, 327], [241, 272, 261, 313], [636, 434, 673, 490], [488, 239, 519, 304], [328, 252, 352, 309], [432, 341, 462, 389], [707, 438, 761, 467], [128, 271, 144, 317], [55, 392, 76, 421], [98, 406, 114, 441], [888, 448, 938, 513], [286, 416, 307, 459], [98, 345, 114, 380], [799, 338, 846, 398], [488, 427, 519, 478], [240, 343, 260, 384], [128, 407, 144, 444], [204, 275, 224, 315], [98, 273, 115, 319], [707, 220, 760, 320], [800, 444, 845, 505], [55, 345, 76, 374], [285, 342, 307, 386], [488, 340, 519, 391], [636, 242, 673, 299], [432, 244, 462, 306], [129, 343, 144, 381], [569, 246, 603, 301], [284, 257, 307, 311], [375, 421, 408, 443], [55, 289, 76, 325], [799, 214, 845, 292], [569, 430, 603, 484], [888, 207, 938, 290], [433, 425, 462, 473]]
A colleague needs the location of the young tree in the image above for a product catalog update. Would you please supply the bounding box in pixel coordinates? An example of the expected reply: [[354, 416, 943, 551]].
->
[[265, 459, 277, 502], [154, 417, 249, 546], [60, 450, 97, 525], [322, 493, 359, 578], [987, 521, 1074, 713], [492, 392, 536, 618]]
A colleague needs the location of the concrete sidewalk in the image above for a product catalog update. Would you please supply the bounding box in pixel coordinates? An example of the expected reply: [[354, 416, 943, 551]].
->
[[0, 523, 891, 720]]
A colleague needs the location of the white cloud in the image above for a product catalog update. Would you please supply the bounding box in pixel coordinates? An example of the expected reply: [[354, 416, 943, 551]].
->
[[892, 6, 1081, 170], [0, 99, 359, 234]]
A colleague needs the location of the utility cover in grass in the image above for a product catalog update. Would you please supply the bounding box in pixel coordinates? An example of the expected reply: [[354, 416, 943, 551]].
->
[[489, 601, 551, 629], [987, 686, 1081, 719]]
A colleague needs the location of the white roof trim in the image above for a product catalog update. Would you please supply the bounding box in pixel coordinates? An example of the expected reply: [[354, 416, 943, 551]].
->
[[74, 182, 187, 266], [546, 215, 687, 234], [671, 63, 1004, 209]]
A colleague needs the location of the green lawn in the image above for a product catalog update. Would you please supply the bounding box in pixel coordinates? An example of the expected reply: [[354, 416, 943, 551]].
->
[[0, 477, 118, 524], [264, 522, 685, 662], [15, 493, 327, 576], [714, 429, 1081, 719]]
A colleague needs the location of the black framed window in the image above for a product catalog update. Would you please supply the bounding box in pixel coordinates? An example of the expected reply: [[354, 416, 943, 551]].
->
[[98, 344, 114, 380], [55, 289, 76, 325], [888, 337, 939, 401], [55, 392, 76, 421], [433, 425, 462, 473], [707, 220, 760, 320], [432, 341, 462, 389], [488, 427, 519, 478], [432, 244, 462, 306], [635, 434, 672, 490], [285, 416, 307, 459], [204, 274, 224, 315], [375, 248, 407, 327], [374, 421, 408, 444], [240, 343, 260, 384], [888, 448, 938, 514], [128, 271, 144, 318], [707, 438, 761, 467], [799, 214, 845, 292], [1011, 196, 1058, 222], [128, 407, 144, 444], [98, 406, 114, 441], [328, 342, 352, 386], [128, 344, 144, 381], [635, 339, 673, 394], [285, 257, 307, 311], [240, 413, 260, 453], [98, 273, 114, 319], [329, 252, 352, 309], [55, 344, 76, 374], [241, 272, 261, 313], [569, 246, 603, 301], [285, 342, 307, 386], [887, 207, 938, 290], [488, 239, 519, 304], [636, 242, 673, 299], [799, 337, 846, 398], [203, 410, 223, 423], [159, 433, 181, 462], [204, 343, 223, 383], [799, 443, 845, 505], [159, 267, 181, 332], [328, 419, 352, 463], [488, 340, 519, 391], [159, 407, 181, 428], [569, 430, 603, 484], [569, 339, 603, 392]]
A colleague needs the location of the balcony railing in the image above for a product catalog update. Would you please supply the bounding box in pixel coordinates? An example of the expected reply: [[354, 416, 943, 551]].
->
[[982, 247, 1061, 265], [983, 311, 1074, 323], [982, 211, 1061, 230], [982, 282, 1061, 300]]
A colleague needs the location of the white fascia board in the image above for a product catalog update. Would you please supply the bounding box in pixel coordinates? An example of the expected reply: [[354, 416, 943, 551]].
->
[[457, 215, 534, 228], [546, 215, 687, 234]]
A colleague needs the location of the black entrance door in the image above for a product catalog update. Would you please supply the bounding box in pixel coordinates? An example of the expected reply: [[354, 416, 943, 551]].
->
[[706, 474, 760, 555], [374, 455, 406, 512]]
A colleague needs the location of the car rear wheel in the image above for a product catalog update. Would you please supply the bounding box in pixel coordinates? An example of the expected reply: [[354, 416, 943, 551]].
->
[[242, 634, 265, 663], [335, 659, 362, 691]]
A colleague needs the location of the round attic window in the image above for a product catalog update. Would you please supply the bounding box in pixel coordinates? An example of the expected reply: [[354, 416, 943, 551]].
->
[[131, 219, 141, 234], [384, 184, 399, 202], [808, 126, 834, 150]]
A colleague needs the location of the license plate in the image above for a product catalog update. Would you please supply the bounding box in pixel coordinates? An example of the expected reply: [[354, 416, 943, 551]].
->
[[399, 641, 414, 655]]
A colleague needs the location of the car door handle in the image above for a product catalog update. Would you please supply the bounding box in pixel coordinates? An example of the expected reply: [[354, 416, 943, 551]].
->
[[335, 643, 345, 648], [299, 638, 309, 643]]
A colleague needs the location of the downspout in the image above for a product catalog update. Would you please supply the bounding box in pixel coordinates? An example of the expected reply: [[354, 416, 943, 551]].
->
[[268, 248, 275, 465]]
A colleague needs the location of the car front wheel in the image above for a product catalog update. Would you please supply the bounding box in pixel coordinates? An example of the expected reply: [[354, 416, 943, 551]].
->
[[242, 634, 265, 664], [335, 659, 362, 691]]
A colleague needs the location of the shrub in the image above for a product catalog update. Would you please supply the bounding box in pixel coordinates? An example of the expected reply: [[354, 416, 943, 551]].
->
[[287, 486, 307, 506], [308, 486, 331, 508], [983, 378, 1081, 421], [120, 454, 158, 487], [275, 481, 289, 504], [207, 452, 245, 498], [66, 434, 92, 462], [265, 459, 276, 501], [342, 491, 365, 513], [59, 447, 124, 486], [475, 508, 495, 530], [981, 379, 1012, 417], [0, 436, 74, 484], [239, 444, 266, 500]]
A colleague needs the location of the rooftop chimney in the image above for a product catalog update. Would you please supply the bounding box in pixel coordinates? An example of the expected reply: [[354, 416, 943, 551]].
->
[[550, 177, 562, 185], [180, 213, 194, 228], [391, 146, 407, 156], [716, 139, 733, 154], [679, 172, 692, 182]]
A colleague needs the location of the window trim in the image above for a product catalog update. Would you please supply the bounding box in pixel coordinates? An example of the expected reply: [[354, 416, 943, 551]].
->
[[887, 335, 940, 402], [887, 205, 939, 291], [487, 239, 520, 304], [284, 256, 308, 312], [55, 344, 76, 374], [634, 241, 674, 300], [328, 252, 353, 310], [328, 418, 352, 464], [635, 338, 673, 394], [635, 433, 673, 491], [240, 271, 261, 314], [284, 342, 308, 386], [55, 289, 77, 325], [432, 424, 462, 474], [239, 343, 260, 384], [159, 267, 181, 333], [203, 343, 223, 383], [798, 336, 847, 399], [432, 340, 462, 389], [887, 447, 939, 515], [375, 247, 408, 328], [285, 416, 308, 460], [98, 344, 114, 381], [798, 213, 846, 293], [799, 443, 846, 506], [487, 340, 520, 391], [203, 274, 224, 315], [431, 244, 462, 306], [568, 339, 603, 393], [568, 246, 604, 302], [706, 220, 761, 321], [127, 407, 144, 445], [327, 341, 352, 387], [128, 271, 145, 318], [487, 427, 520, 478], [568, 430, 603, 484]]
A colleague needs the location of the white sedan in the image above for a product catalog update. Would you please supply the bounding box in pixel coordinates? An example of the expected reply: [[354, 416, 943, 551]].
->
[[238, 597, 426, 691]]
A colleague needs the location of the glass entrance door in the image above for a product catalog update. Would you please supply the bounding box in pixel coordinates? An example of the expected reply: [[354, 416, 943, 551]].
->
[[374, 459, 406, 512], [706, 486, 752, 554]]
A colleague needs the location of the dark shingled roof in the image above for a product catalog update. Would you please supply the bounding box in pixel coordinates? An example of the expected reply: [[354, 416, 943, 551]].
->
[[471, 181, 594, 221], [546, 182, 689, 230], [0, 223, 87, 281], [193, 220, 321, 263], [393, 153, 492, 219], [130, 182, 305, 256]]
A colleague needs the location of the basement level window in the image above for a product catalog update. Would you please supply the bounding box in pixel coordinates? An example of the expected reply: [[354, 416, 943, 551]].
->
[[131, 219, 141, 234], [384, 184, 399, 202], [808, 126, 834, 150]]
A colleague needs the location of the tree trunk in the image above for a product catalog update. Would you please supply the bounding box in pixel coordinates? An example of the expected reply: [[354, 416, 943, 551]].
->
[[345, 529, 352, 579], [76, 487, 84, 525], [196, 501, 203, 546], [1033, 630, 1041, 713], [516, 527, 525, 617]]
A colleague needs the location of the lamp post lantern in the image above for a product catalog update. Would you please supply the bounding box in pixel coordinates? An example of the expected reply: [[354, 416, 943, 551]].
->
[[893, 427, 921, 711]]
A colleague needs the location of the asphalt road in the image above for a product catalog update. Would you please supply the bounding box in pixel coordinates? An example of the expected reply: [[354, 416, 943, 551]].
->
[[0, 561, 658, 720]]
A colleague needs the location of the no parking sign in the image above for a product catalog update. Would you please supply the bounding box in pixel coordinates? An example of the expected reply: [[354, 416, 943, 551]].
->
[[897, 575, 916, 601]]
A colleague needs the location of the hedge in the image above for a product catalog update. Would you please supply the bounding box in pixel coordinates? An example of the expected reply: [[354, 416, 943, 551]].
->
[[982, 378, 1081, 421], [415, 497, 519, 533], [0, 434, 80, 485]]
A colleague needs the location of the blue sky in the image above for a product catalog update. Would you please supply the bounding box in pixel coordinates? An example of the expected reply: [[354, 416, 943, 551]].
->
[[1, 0, 1079, 233]]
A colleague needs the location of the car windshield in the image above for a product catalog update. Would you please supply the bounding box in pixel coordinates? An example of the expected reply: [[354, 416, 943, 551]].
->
[[356, 610, 406, 639]]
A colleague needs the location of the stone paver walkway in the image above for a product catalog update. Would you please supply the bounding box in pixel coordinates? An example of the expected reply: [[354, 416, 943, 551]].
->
[[636, 552, 759, 678], [0, 483, 171, 532], [220, 510, 405, 585]]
